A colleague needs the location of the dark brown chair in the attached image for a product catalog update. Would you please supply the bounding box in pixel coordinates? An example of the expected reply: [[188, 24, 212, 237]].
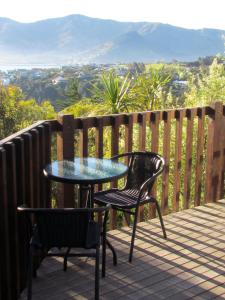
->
[[17, 206, 110, 300], [94, 151, 167, 262]]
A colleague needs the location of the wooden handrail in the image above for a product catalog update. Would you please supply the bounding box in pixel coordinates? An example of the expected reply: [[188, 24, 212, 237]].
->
[[0, 119, 60, 146]]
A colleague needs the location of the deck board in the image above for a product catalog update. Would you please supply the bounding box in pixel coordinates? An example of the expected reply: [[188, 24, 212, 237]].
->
[[20, 200, 225, 299]]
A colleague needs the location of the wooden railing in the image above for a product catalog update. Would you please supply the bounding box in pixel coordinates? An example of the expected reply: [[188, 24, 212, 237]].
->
[[0, 102, 224, 300]]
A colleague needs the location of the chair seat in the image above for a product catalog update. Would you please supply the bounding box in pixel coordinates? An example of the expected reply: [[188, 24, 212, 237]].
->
[[94, 189, 154, 209]]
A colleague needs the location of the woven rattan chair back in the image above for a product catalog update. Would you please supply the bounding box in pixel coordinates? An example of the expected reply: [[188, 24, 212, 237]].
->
[[124, 152, 163, 193], [33, 210, 95, 249]]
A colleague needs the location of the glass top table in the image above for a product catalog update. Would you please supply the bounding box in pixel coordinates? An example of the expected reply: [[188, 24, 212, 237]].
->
[[44, 157, 127, 267], [43, 157, 128, 185]]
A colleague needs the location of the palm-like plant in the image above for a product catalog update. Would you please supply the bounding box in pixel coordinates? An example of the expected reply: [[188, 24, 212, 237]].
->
[[130, 67, 171, 111], [92, 71, 132, 114]]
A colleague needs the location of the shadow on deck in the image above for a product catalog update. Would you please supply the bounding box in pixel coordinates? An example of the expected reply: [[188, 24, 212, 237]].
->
[[20, 201, 225, 300]]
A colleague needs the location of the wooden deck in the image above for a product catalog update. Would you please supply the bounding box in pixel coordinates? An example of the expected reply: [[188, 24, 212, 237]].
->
[[20, 201, 225, 300]]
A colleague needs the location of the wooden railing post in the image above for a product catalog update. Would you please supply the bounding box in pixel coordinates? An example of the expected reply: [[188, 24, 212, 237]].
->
[[173, 109, 184, 211], [95, 117, 103, 192], [221, 105, 225, 199], [150, 111, 160, 218], [110, 116, 119, 229], [161, 110, 172, 215], [183, 108, 195, 209], [57, 114, 74, 207], [4, 142, 20, 298], [194, 108, 205, 206], [0, 148, 12, 300], [205, 102, 225, 202], [138, 113, 147, 221]]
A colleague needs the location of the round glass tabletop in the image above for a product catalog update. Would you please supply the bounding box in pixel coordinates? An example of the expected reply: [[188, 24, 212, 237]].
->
[[44, 157, 128, 184]]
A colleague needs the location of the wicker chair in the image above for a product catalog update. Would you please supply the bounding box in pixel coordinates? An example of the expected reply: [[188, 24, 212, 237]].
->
[[94, 151, 167, 262], [17, 206, 110, 300]]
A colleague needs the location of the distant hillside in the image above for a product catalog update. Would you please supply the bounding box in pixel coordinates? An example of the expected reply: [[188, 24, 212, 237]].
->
[[0, 14, 224, 65]]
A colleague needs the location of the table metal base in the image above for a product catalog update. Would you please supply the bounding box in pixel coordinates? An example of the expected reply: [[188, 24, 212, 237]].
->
[[82, 184, 118, 267]]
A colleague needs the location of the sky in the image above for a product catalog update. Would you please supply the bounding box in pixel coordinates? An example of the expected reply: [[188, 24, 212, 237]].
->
[[1, 0, 225, 30]]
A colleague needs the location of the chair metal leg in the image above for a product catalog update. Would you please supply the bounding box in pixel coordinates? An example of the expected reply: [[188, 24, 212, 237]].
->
[[95, 246, 100, 300], [106, 239, 117, 266], [102, 210, 108, 277], [155, 200, 167, 239], [27, 247, 33, 300], [129, 207, 139, 263], [63, 247, 71, 271]]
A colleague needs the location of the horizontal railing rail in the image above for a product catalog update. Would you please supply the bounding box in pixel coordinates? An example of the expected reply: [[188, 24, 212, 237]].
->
[[0, 102, 224, 300]]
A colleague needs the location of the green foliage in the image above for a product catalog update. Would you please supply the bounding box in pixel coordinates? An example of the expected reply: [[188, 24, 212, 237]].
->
[[0, 84, 56, 139], [0, 85, 22, 138], [1, 58, 225, 225], [65, 78, 81, 101], [56, 78, 81, 111], [185, 58, 225, 106], [16, 99, 55, 130], [129, 67, 172, 111], [2, 57, 224, 141], [61, 98, 102, 117], [91, 71, 133, 114]]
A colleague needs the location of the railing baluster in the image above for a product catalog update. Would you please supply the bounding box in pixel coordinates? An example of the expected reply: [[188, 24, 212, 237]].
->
[[13, 137, 28, 290], [22, 133, 34, 207], [30, 129, 41, 208], [221, 112, 225, 199], [150, 111, 160, 218], [79, 120, 89, 207], [57, 115, 74, 207], [173, 110, 184, 212], [4, 142, 20, 298], [110, 116, 119, 229], [194, 108, 205, 206], [43, 123, 51, 207], [14, 137, 26, 206], [123, 114, 133, 226], [95, 117, 103, 192], [80, 120, 88, 158], [139, 112, 146, 151], [125, 114, 133, 155], [0, 148, 12, 300], [183, 109, 195, 209], [139, 112, 147, 221], [205, 102, 224, 202], [161, 110, 172, 215], [37, 126, 46, 207]]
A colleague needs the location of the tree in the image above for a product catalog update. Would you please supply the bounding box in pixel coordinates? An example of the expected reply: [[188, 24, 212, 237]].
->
[[0, 85, 23, 138], [185, 58, 225, 106], [129, 67, 171, 111], [91, 71, 133, 114], [56, 78, 81, 111], [16, 99, 55, 130], [0, 84, 56, 139], [61, 98, 102, 117]]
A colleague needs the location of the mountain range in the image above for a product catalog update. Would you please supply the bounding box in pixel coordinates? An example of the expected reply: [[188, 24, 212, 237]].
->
[[0, 14, 224, 65]]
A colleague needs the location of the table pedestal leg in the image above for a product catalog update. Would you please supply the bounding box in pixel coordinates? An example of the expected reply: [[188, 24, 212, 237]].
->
[[89, 185, 117, 267]]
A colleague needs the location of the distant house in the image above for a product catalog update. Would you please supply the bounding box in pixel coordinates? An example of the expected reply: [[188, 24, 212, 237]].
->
[[0, 77, 10, 86], [52, 76, 67, 85], [77, 72, 92, 80], [173, 80, 188, 86]]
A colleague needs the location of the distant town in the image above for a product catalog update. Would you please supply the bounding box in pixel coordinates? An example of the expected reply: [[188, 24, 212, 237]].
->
[[0, 64, 132, 109], [1, 55, 223, 114]]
